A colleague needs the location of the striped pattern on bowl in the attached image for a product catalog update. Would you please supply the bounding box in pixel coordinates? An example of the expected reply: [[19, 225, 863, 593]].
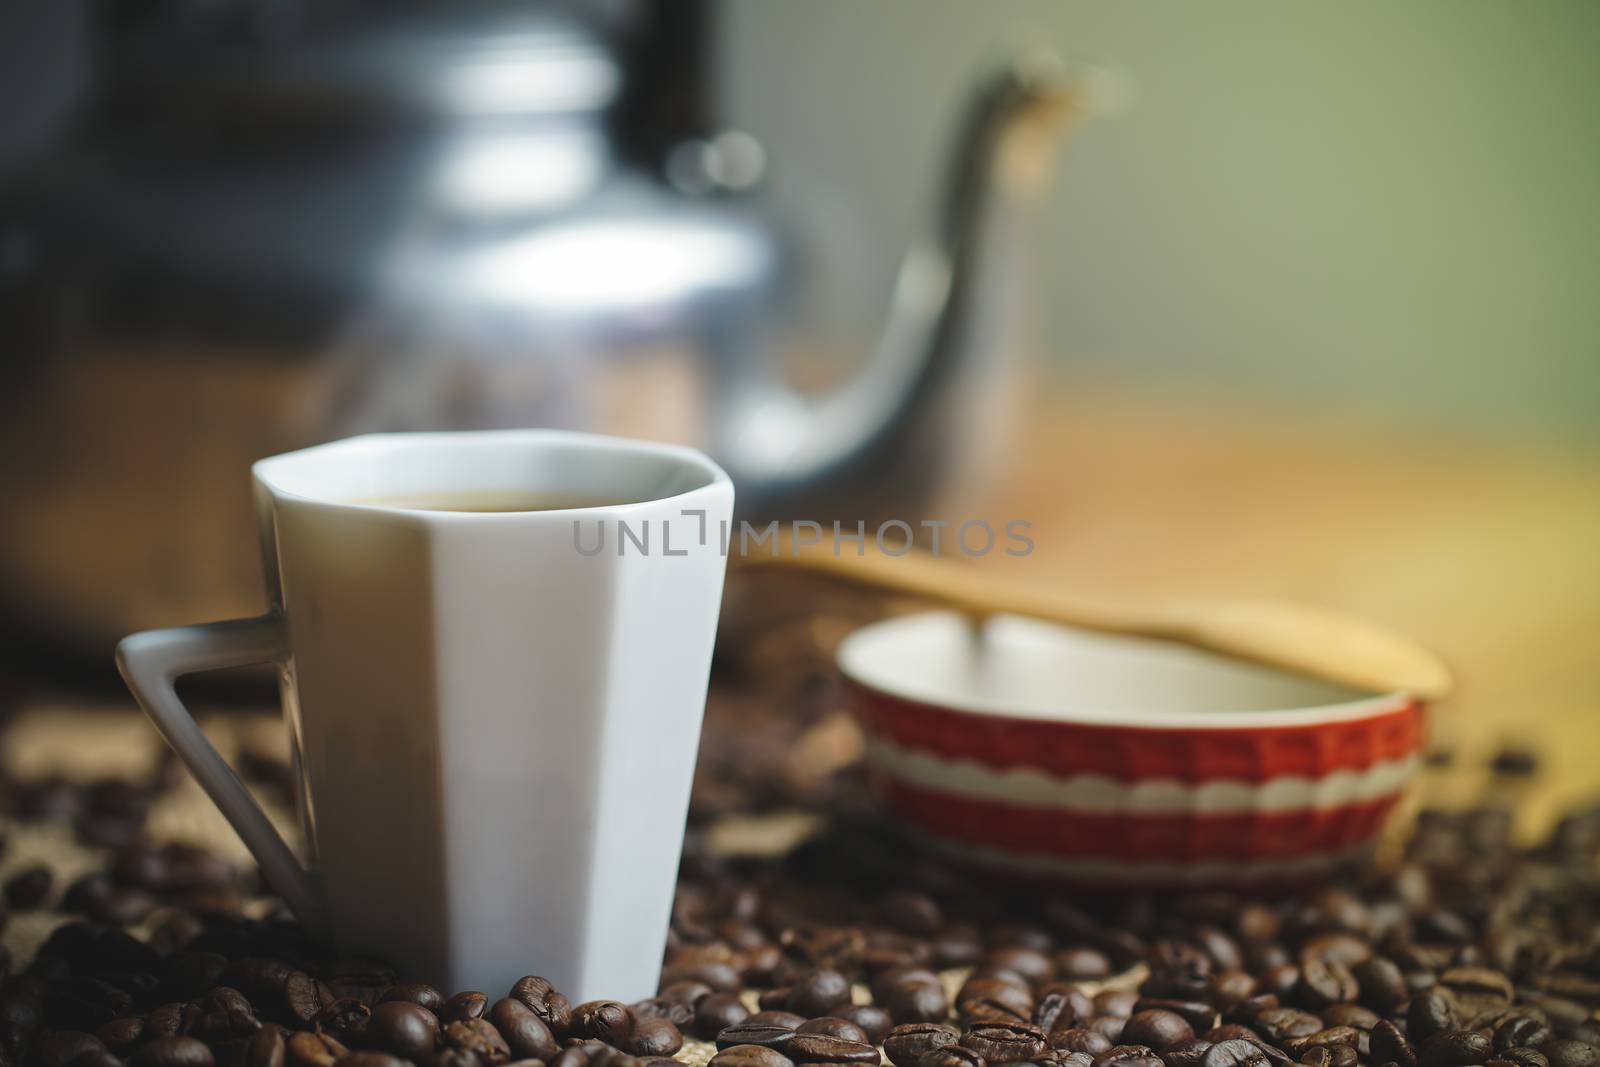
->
[[840, 613, 1426, 889]]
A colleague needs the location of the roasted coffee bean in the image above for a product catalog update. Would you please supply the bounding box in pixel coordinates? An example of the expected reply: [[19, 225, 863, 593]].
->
[[660, 980, 714, 1007], [1053, 1032, 1115, 1057], [928, 928, 984, 971], [1249, 1009, 1322, 1045], [1213, 972, 1259, 1009], [1320, 1005, 1379, 1031], [1417, 1031, 1493, 1067], [714, 1046, 799, 1067], [1092, 1045, 1166, 1067], [146, 1002, 187, 1039], [1262, 968, 1300, 1002], [1299, 934, 1373, 969], [786, 1033, 881, 1064], [216, 958, 294, 1008], [1204, 1028, 1260, 1045], [548, 1046, 594, 1067], [1126, 1011, 1209, 1043], [1088, 1018, 1129, 1043], [443, 992, 491, 1024], [719, 1024, 802, 1052], [1539, 1042, 1600, 1067], [1372, 1021, 1418, 1067], [1496, 1018, 1554, 1053], [880, 890, 944, 935], [98, 1015, 146, 1050], [963, 970, 1030, 996], [1202, 1040, 1270, 1067], [1097, 994, 1142, 1021], [314, 998, 372, 1044], [987, 948, 1057, 987], [513, 983, 573, 1038], [840, 1005, 894, 1045], [380, 983, 445, 1011], [443, 1017, 512, 1063], [788, 971, 853, 1019], [488, 997, 559, 1060], [761, 989, 796, 1012], [889, 981, 951, 1025], [1222, 997, 1279, 1029], [889, 979, 947, 1030], [1440, 969, 1515, 1005], [1147, 969, 1213, 1004], [1410, 993, 1461, 1044], [1163, 1039, 1215, 1067], [1294, 960, 1358, 1010], [1300, 1051, 1332, 1067], [1414, 909, 1475, 944], [1122, 1011, 1198, 1050], [570, 1000, 632, 1046], [5, 865, 52, 909], [748, 1012, 807, 1030], [183, 986, 260, 1040], [633, 997, 694, 1028], [961, 981, 1034, 1026], [317, 959, 392, 1007], [869, 968, 935, 1007], [1035, 990, 1082, 1033], [1500, 1051, 1551, 1067], [629, 1016, 684, 1057], [662, 961, 741, 995], [244, 1017, 292, 1067], [61, 872, 115, 916], [992, 923, 1054, 952], [135, 1036, 215, 1067], [1568, 1031, 1600, 1051], [923, 1049, 987, 1067], [1282, 1027, 1361, 1057], [885, 1023, 960, 1067], [287, 1031, 350, 1067], [1059, 949, 1114, 981], [335, 1054, 411, 1067], [285, 971, 337, 1024], [369, 1000, 443, 1059], [962, 1021, 1049, 1063], [696, 994, 753, 1040], [800, 1018, 871, 1043], [14, 777, 84, 820]]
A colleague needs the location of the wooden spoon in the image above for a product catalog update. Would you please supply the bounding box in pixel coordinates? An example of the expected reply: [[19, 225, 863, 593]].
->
[[745, 536, 1454, 701]]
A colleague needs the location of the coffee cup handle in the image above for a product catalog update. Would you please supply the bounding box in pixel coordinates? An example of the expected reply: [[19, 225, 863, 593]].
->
[[117, 614, 326, 938]]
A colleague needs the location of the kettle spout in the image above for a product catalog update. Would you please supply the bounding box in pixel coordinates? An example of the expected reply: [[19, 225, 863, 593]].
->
[[731, 56, 1113, 518]]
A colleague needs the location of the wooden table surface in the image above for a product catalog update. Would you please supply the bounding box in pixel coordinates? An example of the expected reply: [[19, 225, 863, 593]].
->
[[935, 376, 1600, 836]]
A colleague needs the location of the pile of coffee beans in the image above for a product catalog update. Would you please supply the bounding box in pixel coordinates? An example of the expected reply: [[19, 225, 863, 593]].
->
[[681, 787, 1600, 1067], [2, 716, 1597, 1067]]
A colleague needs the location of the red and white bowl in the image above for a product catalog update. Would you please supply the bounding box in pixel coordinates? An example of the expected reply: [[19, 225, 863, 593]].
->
[[838, 612, 1426, 888]]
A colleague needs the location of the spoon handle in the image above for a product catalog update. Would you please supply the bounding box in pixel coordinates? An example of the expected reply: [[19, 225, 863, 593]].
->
[[744, 537, 1453, 701]]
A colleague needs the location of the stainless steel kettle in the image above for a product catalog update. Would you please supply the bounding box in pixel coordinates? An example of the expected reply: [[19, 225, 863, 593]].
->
[[0, 4, 1091, 656]]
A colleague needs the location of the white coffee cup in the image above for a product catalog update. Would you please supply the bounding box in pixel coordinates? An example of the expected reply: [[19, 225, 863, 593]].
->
[[117, 430, 734, 1002]]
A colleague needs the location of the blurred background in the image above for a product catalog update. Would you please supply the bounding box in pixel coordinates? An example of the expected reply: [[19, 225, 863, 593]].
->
[[0, 1, 1595, 828]]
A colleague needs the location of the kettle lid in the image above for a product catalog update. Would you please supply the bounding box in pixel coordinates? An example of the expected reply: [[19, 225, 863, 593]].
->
[[109, 5, 621, 125]]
